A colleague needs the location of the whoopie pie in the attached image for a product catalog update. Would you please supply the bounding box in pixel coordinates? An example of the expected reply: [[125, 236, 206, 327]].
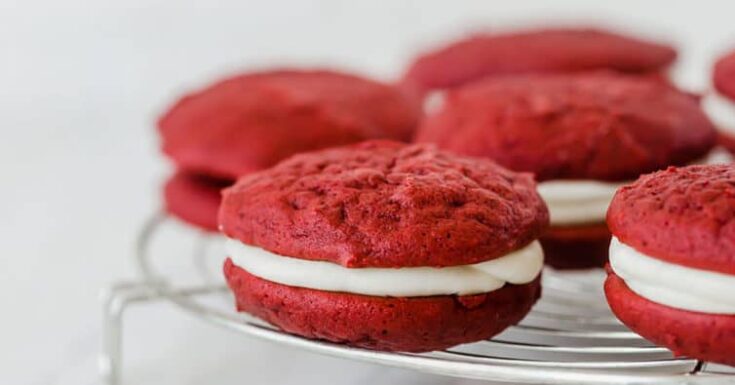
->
[[220, 140, 549, 352], [416, 71, 716, 268], [606, 165, 735, 366], [158, 70, 420, 230]]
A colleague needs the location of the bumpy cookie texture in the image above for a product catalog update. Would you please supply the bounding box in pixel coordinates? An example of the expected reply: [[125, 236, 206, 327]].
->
[[608, 165, 735, 275], [416, 72, 716, 182], [163, 171, 228, 232], [220, 140, 549, 268], [605, 272, 735, 366], [224, 259, 542, 352], [403, 28, 676, 91], [714, 50, 735, 101], [159, 70, 419, 179], [541, 223, 611, 269]]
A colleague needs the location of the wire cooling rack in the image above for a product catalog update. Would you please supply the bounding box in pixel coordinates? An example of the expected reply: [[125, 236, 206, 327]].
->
[[100, 212, 735, 385]]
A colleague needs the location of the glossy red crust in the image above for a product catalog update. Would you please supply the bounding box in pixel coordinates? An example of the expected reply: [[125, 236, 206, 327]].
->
[[541, 223, 611, 269], [607, 165, 735, 275], [163, 171, 229, 232], [416, 72, 716, 182], [605, 271, 735, 366], [220, 140, 549, 268], [714, 50, 735, 101], [403, 28, 676, 91], [224, 259, 541, 352], [159, 70, 420, 180]]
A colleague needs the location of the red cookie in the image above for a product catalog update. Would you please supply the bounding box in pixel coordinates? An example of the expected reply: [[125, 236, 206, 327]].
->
[[718, 130, 735, 155], [224, 260, 541, 352], [159, 69, 420, 180], [403, 28, 676, 92], [713, 50, 735, 156], [416, 71, 715, 268], [220, 140, 549, 351], [163, 171, 228, 232], [158, 69, 421, 231], [607, 165, 735, 275], [416, 72, 715, 182], [606, 272, 735, 366], [605, 165, 735, 365], [714, 49, 735, 101], [220, 140, 548, 267]]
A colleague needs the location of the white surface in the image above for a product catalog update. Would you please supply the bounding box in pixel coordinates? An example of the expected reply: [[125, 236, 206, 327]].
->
[[1, 1, 735, 384], [227, 238, 542, 296], [609, 237, 735, 314]]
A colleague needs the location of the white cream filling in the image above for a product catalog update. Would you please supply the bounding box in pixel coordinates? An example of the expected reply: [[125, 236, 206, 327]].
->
[[609, 237, 735, 314], [703, 92, 735, 134], [537, 180, 622, 226], [423, 90, 446, 115], [226, 238, 543, 297], [537, 152, 724, 226]]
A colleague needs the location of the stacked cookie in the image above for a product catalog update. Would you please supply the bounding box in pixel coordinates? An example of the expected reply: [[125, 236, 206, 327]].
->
[[158, 70, 419, 230]]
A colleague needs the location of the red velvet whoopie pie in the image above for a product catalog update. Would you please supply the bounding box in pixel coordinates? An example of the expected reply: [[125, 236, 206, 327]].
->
[[416, 71, 716, 268], [157, 70, 420, 231], [606, 165, 735, 366], [220, 140, 549, 352]]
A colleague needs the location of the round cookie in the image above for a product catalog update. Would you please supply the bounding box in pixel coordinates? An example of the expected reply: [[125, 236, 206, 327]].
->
[[714, 49, 735, 101], [163, 171, 228, 232], [158, 69, 421, 231], [220, 140, 549, 352], [220, 141, 548, 267], [416, 72, 714, 181], [605, 165, 735, 365], [416, 71, 716, 269], [225, 260, 541, 352], [159, 70, 420, 180], [607, 165, 735, 275], [605, 272, 735, 366], [403, 28, 676, 92]]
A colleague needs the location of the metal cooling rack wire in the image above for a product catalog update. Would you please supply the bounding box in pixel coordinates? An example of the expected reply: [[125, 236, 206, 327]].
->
[[99, 211, 735, 385]]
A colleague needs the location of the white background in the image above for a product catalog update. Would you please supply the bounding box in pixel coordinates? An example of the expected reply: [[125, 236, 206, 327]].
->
[[1, 1, 734, 384]]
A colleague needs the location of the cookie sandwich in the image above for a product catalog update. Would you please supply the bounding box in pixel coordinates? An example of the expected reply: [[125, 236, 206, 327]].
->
[[220, 141, 549, 352]]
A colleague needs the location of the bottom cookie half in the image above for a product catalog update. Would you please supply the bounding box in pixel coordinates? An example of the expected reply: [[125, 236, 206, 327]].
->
[[224, 258, 541, 352], [605, 271, 735, 366]]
